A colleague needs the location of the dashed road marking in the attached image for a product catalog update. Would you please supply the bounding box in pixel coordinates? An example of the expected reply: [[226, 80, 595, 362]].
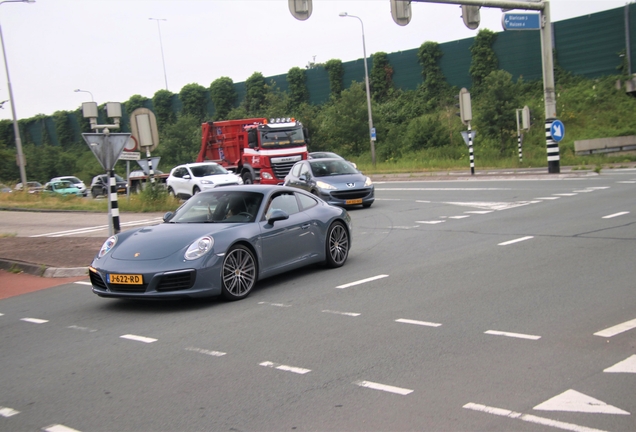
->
[[485, 330, 541, 340], [185, 347, 226, 357], [536, 196, 560, 200], [258, 301, 292, 308], [594, 318, 636, 337], [336, 274, 388, 289], [415, 220, 445, 224], [43, 425, 81, 432], [395, 318, 441, 327], [354, 380, 413, 396], [120, 334, 157, 343], [0, 406, 19, 417], [498, 236, 534, 246], [21, 318, 48, 324], [602, 211, 629, 219], [322, 310, 360, 317], [464, 210, 492, 214], [259, 361, 311, 375], [553, 193, 577, 196], [74, 281, 92, 286], [67, 325, 97, 333]]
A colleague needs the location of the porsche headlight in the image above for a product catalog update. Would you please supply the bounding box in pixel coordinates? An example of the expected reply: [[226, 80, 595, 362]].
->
[[98, 235, 117, 258], [185, 236, 214, 260], [364, 177, 373, 187], [316, 180, 336, 190]]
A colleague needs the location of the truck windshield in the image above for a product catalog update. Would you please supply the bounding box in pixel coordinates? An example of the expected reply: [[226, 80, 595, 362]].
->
[[260, 127, 305, 149]]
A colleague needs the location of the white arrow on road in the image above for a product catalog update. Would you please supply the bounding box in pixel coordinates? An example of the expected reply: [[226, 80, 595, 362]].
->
[[604, 355, 636, 373], [534, 389, 629, 415]]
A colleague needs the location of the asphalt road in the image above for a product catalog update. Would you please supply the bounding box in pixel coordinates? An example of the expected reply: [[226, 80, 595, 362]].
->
[[1, 170, 635, 432]]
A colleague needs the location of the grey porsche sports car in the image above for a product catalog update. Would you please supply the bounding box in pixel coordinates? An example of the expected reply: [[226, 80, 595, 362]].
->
[[89, 185, 352, 301]]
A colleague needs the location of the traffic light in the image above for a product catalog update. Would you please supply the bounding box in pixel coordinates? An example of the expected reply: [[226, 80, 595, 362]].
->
[[288, 0, 312, 21], [455, 88, 472, 126], [461, 5, 480, 30], [391, 0, 412, 26], [521, 105, 531, 131]]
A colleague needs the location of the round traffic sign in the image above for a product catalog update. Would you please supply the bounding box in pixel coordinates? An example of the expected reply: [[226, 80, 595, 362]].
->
[[124, 136, 138, 152], [550, 119, 565, 142]]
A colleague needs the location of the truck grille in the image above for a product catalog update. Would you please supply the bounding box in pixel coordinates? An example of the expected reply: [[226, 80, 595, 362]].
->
[[272, 161, 296, 180]]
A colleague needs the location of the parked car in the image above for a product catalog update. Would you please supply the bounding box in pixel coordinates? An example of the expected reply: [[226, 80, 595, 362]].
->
[[50, 176, 87, 196], [14, 181, 43, 193], [166, 162, 243, 199], [88, 185, 352, 301], [308, 151, 357, 169], [43, 180, 83, 196], [90, 174, 128, 198], [284, 158, 374, 208]]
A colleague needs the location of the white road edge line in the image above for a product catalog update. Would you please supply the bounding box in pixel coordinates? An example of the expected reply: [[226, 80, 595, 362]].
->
[[594, 318, 636, 337], [354, 380, 413, 396], [120, 334, 157, 343], [485, 330, 541, 340], [602, 211, 629, 219], [498, 236, 534, 246], [395, 318, 442, 327], [259, 361, 311, 374], [20, 318, 48, 324], [336, 274, 389, 289], [463, 402, 607, 432]]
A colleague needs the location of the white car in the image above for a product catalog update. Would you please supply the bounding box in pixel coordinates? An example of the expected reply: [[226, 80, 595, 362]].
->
[[50, 176, 87, 196], [166, 162, 243, 199]]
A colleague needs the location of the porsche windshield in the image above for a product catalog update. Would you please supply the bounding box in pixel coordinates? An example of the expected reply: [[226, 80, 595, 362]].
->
[[260, 126, 305, 149], [169, 191, 264, 224]]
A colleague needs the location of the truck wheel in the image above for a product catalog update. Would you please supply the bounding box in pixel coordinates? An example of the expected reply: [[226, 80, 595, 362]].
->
[[242, 172, 253, 185]]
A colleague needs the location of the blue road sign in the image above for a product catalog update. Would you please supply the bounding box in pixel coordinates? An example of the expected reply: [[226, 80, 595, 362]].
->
[[550, 120, 565, 142], [502, 13, 541, 31]]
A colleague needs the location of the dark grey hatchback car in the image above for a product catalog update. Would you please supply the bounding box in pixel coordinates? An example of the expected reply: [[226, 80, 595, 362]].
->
[[284, 158, 374, 208]]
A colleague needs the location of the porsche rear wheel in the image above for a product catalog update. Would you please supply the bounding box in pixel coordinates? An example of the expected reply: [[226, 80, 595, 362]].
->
[[325, 221, 349, 268], [221, 244, 257, 301]]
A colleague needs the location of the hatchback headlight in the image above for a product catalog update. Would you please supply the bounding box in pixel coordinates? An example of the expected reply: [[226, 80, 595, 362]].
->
[[98, 236, 117, 258], [364, 177, 373, 187], [316, 180, 336, 190], [185, 236, 214, 260]]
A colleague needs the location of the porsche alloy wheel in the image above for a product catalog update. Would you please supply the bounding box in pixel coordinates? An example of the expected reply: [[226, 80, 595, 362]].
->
[[221, 244, 257, 301], [326, 221, 349, 268]]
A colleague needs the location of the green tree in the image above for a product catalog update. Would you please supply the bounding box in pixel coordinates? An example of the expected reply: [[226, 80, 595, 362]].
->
[[475, 70, 520, 155], [324, 59, 344, 98], [287, 67, 309, 109], [125, 94, 149, 115], [179, 83, 208, 122], [403, 113, 448, 152], [243, 72, 267, 115], [470, 29, 498, 92], [209, 76, 237, 121], [417, 41, 450, 111], [155, 114, 201, 167], [52, 111, 75, 148], [152, 89, 176, 127], [369, 52, 393, 103]]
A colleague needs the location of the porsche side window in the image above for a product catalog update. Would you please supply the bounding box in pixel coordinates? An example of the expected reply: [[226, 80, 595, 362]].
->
[[266, 193, 300, 218], [297, 193, 318, 211]]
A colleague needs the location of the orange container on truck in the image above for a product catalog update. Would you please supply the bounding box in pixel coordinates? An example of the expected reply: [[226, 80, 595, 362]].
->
[[197, 117, 309, 184]]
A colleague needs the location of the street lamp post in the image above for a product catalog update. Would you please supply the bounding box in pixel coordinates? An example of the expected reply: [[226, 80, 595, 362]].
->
[[74, 88, 94, 101], [339, 12, 375, 166], [0, 0, 34, 189], [149, 18, 168, 91]]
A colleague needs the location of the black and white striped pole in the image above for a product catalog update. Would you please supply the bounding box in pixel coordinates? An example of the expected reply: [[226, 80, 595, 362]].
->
[[468, 122, 475, 175], [108, 168, 121, 233], [516, 106, 530, 164], [457, 88, 474, 175]]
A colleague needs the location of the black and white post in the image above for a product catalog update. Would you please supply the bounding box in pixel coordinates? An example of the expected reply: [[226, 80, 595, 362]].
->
[[109, 169, 121, 234], [545, 119, 560, 173], [468, 122, 475, 175]]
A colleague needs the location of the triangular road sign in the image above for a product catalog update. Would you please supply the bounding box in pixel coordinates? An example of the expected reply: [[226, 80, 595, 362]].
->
[[82, 133, 132, 171], [534, 389, 629, 415], [604, 355, 636, 373]]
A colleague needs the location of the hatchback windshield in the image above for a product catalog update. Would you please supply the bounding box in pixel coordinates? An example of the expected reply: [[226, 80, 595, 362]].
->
[[310, 160, 358, 177], [190, 164, 228, 177]]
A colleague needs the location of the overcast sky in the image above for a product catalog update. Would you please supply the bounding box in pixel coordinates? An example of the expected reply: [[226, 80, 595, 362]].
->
[[0, 0, 628, 121]]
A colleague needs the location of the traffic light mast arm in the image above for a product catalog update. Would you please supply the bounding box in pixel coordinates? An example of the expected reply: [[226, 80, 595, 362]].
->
[[409, 0, 544, 11]]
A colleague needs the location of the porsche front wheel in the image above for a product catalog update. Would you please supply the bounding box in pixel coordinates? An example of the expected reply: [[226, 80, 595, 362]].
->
[[221, 244, 257, 301]]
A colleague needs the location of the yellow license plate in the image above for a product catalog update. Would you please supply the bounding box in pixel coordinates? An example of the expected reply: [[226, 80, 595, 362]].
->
[[109, 273, 143, 284], [345, 198, 363, 205]]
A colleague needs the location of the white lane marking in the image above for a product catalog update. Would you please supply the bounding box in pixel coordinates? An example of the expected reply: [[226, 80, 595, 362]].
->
[[43, 425, 81, 432], [588, 187, 610, 190], [74, 281, 92, 286], [322, 310, 361, 317], [185, 347, 226, 357], [258, 301, 292, 308], [534, 389, 630, 415], [536, 197, 560, 200], [498, 236, 534, 246], [553, 193, 578, 196], [617, 181, 636, 184], [30, 218, 162, 238], [602, 211, 629, 219], [390, 225, 420, 229], [444, 201, 536, 211], [120, 334, 157, 343], [21, 318, 48, 324], [415, 220, 445, 224], [594, 318, 636, 337], [464, 402, 607, 432], [395, 318, 442, 327], [0, 406, 19, 417], [415, 200, 431, 203], [465, 210, 492, 214], [259, 361, 311, 375], [0, 313, 4, 316], [604, 355, 636, 373], [485, 330, 541, 340], [449, 215, 470, 219], [336, 274, 389, 289], [354, 380, 413, 396], [573, 189, 594, 193], [67, 325, 97, 333]]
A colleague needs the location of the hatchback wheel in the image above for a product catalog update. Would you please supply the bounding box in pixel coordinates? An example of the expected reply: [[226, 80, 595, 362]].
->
[[221, 244, 257, 301], [325, 221, 349, 268]]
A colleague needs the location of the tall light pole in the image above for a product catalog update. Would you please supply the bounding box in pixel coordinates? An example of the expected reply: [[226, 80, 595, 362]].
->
[[0, 0, 34, 189], [339, 12, 375, 166], [74, 88, 93, 101], [149, 18, 168, 91]]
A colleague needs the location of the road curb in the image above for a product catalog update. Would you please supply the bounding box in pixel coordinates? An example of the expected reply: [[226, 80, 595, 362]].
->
[[0, 258, 88, 278]]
